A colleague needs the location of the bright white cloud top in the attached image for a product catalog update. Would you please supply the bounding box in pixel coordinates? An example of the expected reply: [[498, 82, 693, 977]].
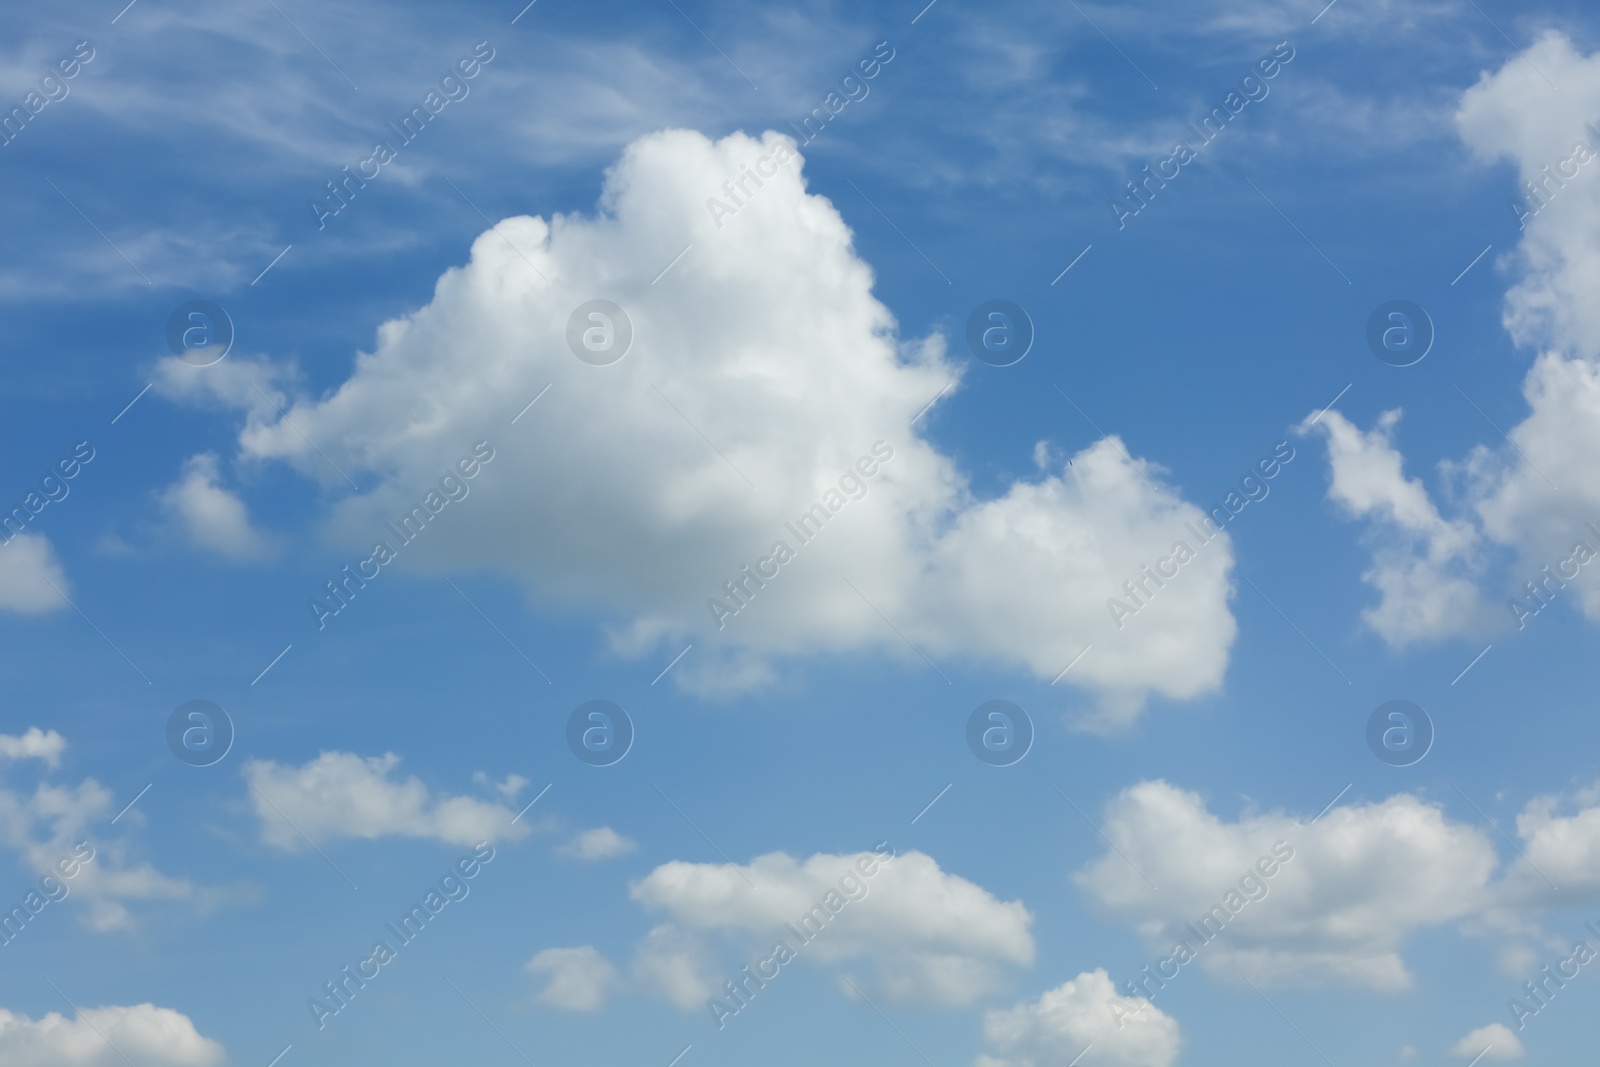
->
[[172, 128, 1240, 724]]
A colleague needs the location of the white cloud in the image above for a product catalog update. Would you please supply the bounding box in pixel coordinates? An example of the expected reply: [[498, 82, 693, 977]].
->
[[1437, 35, 1600, 632], [1457, 32, 1600, 359], [159, 453, 274, 560], [1074, 781, 1497, 989], [0, 768, 196, 933], [1298, 409, 1485, 647], [152, 355, 297, 415], [1456, 34, 1600, 628], [526, 946, 617, 1011], [0, 1004, 223, 1066], [976, 970, 1180, 1067], [560, 827, 636, 861], [1501, 781, 1600, 905], [173, 127, 1238, 724], [630, 847, 1032, 1006], [1293, 35, 1600, 652], [0, 728, 65, 768], [1464, 351, 1600, 622], [631, 924, 720, 1011], [244, 751, 531, 849], [1451, 1022, 1524, 1060], [472, 771, 528, 801], [0, 534, 70, 614]]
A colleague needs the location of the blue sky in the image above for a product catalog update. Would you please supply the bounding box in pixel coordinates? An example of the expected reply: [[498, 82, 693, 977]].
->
[[5, 0, 1600, 1064]]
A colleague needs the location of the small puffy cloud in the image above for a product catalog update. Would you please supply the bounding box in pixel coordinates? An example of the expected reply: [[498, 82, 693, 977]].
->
[[0, 534, 69, 614], [0, 728, 66, 768], [1451, 1023, 1524, 1060], [152, 354, 297, 415], [1074, 781, 1497, 990], [631, 924, 719, 1011], [630, 847, 1032, 1006], [173, 127, 1239, 724], [472, 772, 529, 801], [559, 827, 636, 861], [526, 946, 617, 1011], [0, 1004, 223, 1066], [1299, 409, 1486, 646], [159, 453, 273, 560], [244, 751, 531, 849], [976, 970, 1180, 1067]]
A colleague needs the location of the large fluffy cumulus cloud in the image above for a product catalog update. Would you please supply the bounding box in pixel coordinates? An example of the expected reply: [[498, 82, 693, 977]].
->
[[178, 128, 1236, 723]]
